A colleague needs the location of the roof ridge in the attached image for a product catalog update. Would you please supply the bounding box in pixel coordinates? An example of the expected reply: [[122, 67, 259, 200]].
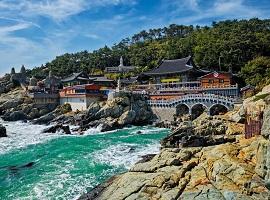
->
[[163, 56, 191, 62]]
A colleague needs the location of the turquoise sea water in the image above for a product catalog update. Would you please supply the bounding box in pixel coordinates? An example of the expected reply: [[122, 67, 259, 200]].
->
[[0, 121, 169, 200]]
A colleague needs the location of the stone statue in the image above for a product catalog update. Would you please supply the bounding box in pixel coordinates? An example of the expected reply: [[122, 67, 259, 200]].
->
[[29, 76, 38, 86], [20, 65, 26, 74], [11, 67, 15, 75]]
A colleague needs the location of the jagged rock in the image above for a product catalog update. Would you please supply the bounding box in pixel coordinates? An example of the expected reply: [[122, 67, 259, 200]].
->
[[0, 98, 24, 113], [81, 93, 155, 132], [230, 111, 245, 123], [2, 111, 27, 121], [261, 106, 270, 139], [100, 118, 119, 132], [32, 104, 72, 124], [28, 108, 40, 119], [81, 138, 270, 200], [54, 104, 72, 115], [118, 110, 136, 125], [32, 113, 55, 125], [87, 102, 101, 118], [42, 124, 71, 134], [226, 122, 245, 135], [39, 109, 49, 116], [0, 124, 7, 137]]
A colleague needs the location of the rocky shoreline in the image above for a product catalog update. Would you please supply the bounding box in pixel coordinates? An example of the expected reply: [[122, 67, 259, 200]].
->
[[1, 86, 270, 199], [78, 88, 270, 199], [0, 88, 156, 135]]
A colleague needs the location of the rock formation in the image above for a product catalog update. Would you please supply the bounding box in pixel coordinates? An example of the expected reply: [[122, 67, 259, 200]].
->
[[0, 124, 7, 137], [79, 86, 270, 200], [79, 92, 156, 132]]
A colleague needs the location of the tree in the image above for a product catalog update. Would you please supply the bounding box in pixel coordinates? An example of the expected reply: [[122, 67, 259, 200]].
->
[[241, 56, 270, 89]]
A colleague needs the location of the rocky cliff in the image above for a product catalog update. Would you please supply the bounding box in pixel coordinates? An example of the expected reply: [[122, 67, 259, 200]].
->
[[0, 88, 58, 121], [79, 88, 270, 200], [78, 92, 156, 132]]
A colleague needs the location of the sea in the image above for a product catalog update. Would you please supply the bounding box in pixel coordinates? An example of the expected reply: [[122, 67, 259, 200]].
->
[[0, 120, 169, 200]]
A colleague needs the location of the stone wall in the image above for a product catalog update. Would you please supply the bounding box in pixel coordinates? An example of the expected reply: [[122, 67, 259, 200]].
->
[[151, 107, 176, 122]]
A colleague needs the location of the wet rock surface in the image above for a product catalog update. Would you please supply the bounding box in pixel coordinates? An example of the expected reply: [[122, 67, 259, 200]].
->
[[0, 124, 7, 137], [42, 124, 71, 134]]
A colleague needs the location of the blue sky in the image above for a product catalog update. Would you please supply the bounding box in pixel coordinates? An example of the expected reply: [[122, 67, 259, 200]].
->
[[0, 0, 269, 75]]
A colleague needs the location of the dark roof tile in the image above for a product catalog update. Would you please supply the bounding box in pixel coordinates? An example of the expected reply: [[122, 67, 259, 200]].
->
[[144, 56, 197, 75]]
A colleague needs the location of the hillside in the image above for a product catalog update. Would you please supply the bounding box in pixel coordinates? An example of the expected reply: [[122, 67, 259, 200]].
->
[[29, 18, 270, 87]]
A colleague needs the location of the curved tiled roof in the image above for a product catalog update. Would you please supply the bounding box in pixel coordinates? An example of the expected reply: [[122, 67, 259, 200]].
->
[[62, 72, 95, 82], [144, 56, 198, 75]]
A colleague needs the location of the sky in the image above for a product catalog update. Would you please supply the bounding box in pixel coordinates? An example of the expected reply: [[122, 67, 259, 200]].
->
[[0, 0, 269, 75]]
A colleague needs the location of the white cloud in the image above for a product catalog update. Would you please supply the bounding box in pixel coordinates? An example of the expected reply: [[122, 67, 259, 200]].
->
[[0, 0, 137, 21], [166, 0, 266, 24], [0, 0, 138, 75], [0, 22, 64, 74], [0, 23, 31, 34], [84, 33, 101, 40]]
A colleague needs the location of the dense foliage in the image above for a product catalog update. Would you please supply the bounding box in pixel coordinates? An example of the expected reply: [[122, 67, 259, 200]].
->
[[29, 18, 270, 85], [241, 56, 270, 90]]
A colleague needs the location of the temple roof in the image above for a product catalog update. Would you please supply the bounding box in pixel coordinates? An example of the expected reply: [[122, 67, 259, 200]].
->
[[62, 72, 95, 82], [144, 56, 201, 75]]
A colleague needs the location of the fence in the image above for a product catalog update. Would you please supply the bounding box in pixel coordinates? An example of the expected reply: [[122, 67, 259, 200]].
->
[[245, 111, 264, 139]]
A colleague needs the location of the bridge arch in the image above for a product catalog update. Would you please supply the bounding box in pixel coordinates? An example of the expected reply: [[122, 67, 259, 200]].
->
[[176, 103, 190, 116], [209, 104, 229, 116], [191, 103, 207, 119]]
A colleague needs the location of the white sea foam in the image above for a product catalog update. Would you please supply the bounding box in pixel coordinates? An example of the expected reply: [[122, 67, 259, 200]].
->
[[130, 126, 167, 135], [0, 120, 64, 154], [93, 142, 161, 169]]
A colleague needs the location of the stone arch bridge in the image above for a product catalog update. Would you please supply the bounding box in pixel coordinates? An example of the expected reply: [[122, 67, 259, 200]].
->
[[148, 94, 238, 121]]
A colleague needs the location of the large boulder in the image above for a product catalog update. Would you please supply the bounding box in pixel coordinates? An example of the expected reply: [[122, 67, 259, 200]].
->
[[95, 104, 124, 119], [42, 124, 71, 134], [0, 98, 23, 113], [87, 102, 101, 118], [118, 110, 136, 125], [261, 106, 270, 139], [256, 106, 270, 186], [32, 113, 55, 125], [28, 108, 40, 119], [2, 111, 27, 121], [0, 124, 7, 137], [54, 104, 72, 115]]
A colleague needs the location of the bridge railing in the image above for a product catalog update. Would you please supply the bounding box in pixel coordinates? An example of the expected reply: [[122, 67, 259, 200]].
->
[[133, 82, 238, 92], [147, 93, 237, 107]]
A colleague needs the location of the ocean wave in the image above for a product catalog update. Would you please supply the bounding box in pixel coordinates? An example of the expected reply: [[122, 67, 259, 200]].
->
[[0, 120, 63, 154], [92, 142, 160, 169]]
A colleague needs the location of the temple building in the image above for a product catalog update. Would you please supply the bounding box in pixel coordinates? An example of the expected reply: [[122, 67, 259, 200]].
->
[[60, 84, 108, 111], [143, 56, 207, 83], [62, 72, 95, 87], [92, 76, 115, 87], [105, 57, 136, 73], [199, 71, 234, 88], [27, 71, 61, 105], [198, 71, 239, 97]]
